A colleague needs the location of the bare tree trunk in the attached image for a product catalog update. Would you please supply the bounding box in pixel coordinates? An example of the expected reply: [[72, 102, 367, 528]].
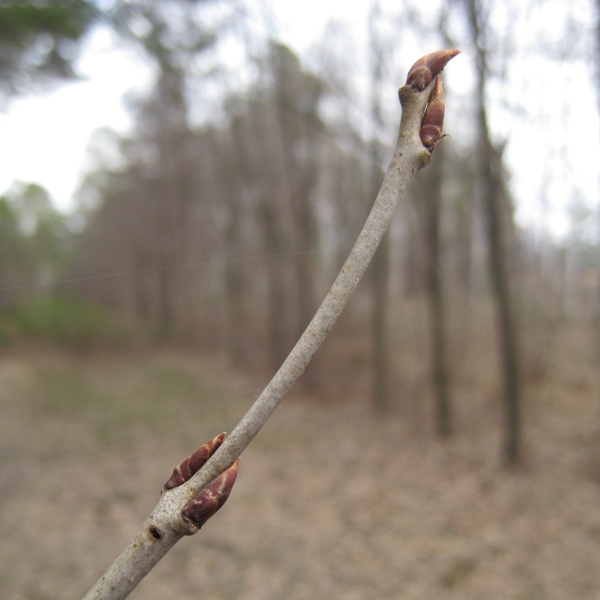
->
[[481, 140, 522, 465], [371, 230, 390, 411], [172, 144, 195, 342], [157, 254, 174, 336], [292, 176, 319, 392], [595, 0, 600, 361], [259, 200, 288, 371], [133, 249, 150, 321], [224, 211, 246, 367], [156, 175, 176, 338], [403, 219, 424, 296], [455, 193, 474, 298], [368, 0, 390, 411], [422, 147, 452, 436], [466, 0, 522, 465]]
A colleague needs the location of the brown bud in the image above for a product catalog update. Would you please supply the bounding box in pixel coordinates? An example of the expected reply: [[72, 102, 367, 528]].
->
[[405, 49, 460, 91], [181, 459, 240, 532], [420, 76, 446, 153], [164, 433, 226, 490]]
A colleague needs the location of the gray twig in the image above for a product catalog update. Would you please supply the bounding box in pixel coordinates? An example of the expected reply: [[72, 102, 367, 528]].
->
[[82, 49, 459, 600]]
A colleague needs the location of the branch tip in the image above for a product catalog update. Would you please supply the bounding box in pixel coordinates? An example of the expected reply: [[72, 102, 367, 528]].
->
[[405, 49, 460, 91]]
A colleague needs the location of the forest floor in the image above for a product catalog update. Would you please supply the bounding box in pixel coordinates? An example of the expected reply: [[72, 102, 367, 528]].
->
[[1, 344, 600, 600]]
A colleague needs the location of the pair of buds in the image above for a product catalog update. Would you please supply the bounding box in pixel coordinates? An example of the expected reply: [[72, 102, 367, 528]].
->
[[404, 49, 460, 153], [164, 433, 239, 532]]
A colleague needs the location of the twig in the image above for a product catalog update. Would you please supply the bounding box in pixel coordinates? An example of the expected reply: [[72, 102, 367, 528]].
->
[[82, 49, 459, 600]]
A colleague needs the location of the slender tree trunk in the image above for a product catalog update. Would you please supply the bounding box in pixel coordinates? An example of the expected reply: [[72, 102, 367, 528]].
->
[[595, 0, 600, 361], [133, 250, 150, 321], [368, 0, 390, 411], [479, 133, 522, 464], [293, 176, 319, 392], [157, 254, 174, 336], [260, 200, 288, 371], [404, 220, 423, 296], [370, 154, 389, 412], [173, 148, 194, 341], [156, 174, 176, 337], [423, 147, 452, 436], [224, 211, 245, 367], [455, 193, 474, 298], [371, 231, 390, 411], [466, 0, 522, 465]]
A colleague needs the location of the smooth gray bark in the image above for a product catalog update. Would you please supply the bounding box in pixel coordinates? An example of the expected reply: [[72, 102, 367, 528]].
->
[[82, 50, 459, 600]]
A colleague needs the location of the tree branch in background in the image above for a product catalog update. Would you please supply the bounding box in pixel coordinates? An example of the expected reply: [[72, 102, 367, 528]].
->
[[82, 48, 460, 600]]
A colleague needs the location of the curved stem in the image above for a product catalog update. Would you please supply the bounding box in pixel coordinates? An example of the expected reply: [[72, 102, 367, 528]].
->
[[82, 50, 459, 600]]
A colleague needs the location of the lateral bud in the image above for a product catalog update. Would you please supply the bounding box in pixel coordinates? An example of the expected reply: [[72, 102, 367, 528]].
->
[[405, 49, 460, 91], [180, 459, 241, 534], [420, 76, 446, 153], [164, 432, 226, 490]]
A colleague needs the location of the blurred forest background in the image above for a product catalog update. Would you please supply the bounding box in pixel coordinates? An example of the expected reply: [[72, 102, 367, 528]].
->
[[1, 1, 600, 598], [1, 0, 598, 459]]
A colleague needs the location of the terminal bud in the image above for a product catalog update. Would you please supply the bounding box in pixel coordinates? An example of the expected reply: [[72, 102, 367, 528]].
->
[[405, 49, 460, 91]]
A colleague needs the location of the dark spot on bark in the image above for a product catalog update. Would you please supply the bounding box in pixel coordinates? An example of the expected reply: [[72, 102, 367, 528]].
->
[[149, 525, 163, 540]]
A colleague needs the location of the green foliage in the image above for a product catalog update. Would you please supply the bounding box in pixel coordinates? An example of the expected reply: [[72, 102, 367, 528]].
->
[[0, 2, 90, 38], [0, 0, 98, 99], [0, 182, 74, 295], [6, 294, 131, 348]]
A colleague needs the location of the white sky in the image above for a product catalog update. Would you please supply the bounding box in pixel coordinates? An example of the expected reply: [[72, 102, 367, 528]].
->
[[0, 0, 598, 241], [0, 26, 150, 210]]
